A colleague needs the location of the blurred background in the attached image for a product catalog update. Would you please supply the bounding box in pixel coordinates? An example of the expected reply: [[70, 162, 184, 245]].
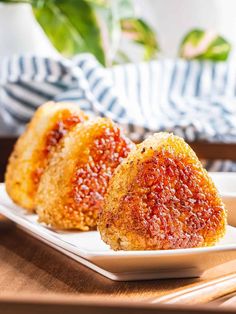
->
[[1, 0, 236, 177], [0, 0, 234, 63], [139, 0, 236, 58]]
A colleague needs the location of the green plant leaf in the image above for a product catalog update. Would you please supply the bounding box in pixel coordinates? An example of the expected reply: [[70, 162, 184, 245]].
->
[[120, 18, 159, 60], [33, 0, 106, 65], [113, 50, 131, 64], [93, 0, 134, 66], [179, 29, 231, 61], [0, 0, 34, 3], [85, 0, 134, 16], [84, 0, 108, 7], [3, 0, 158, 65], [112, 0, 134, 19]]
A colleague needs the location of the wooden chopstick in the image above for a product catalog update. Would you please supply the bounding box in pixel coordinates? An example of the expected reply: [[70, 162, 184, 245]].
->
[[219, 293, 236, 308], [148, 273, 236, 305]]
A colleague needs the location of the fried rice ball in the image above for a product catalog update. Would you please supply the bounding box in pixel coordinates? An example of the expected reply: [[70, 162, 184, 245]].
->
[[5, 102, 88, 212], [36, 118, 134, 230], [98, 132, 226, 250]]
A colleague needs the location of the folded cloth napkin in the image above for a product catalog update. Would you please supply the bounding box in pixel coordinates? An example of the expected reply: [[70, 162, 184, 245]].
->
[[1, 53, 236, 171]]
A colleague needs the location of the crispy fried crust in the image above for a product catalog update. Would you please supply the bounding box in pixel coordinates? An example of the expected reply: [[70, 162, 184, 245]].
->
[[5, 102, 88, 212], [36, 118, 134, 230], [98, 132, 227, 250]]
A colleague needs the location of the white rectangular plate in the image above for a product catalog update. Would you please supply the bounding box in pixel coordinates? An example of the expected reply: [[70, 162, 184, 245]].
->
[[210, 172, 236, 226], [1, 182, 236, 281]]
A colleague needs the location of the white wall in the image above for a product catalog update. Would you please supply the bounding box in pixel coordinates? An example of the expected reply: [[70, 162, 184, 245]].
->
[[135, 0, 236, 57], [0, 4, 57, 57]]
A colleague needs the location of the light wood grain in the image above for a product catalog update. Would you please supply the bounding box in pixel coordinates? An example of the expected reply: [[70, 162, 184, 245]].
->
[[0, 217, 195, 299], [220, 295, 236, 308], [0, 216, 236, 300], [1, 136, 236, 314], [0, 293, 236, 314], [150, 273, 236, 305], [1, 217, 236, 314]]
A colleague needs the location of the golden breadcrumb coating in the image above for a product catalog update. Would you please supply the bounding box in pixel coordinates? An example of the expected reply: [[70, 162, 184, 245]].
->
[[98, 132, 226, 250], [5, 102, 88, 212], [36, 118, 134, 230]]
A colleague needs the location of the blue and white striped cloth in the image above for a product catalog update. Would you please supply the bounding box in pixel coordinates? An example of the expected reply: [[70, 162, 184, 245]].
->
[[1, 53, 236, 171]]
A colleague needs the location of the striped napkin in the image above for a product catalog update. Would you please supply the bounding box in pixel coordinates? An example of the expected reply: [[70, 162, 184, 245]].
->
[[1, 53, 236, 171]]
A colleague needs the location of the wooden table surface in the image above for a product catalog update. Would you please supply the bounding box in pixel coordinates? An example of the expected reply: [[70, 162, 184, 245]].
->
[[1, 137, 236, 313], [1, 215, 236, 313], [0, 216, 195, 298]]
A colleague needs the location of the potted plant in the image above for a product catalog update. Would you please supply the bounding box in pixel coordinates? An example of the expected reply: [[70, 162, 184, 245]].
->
[[0, 0, 159, 66]]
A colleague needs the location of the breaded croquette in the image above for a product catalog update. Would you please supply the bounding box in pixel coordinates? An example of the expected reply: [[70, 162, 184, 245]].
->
[[5, 102, 88, 212], [98, 132, 226, 250], [36, 118, 134, 230]]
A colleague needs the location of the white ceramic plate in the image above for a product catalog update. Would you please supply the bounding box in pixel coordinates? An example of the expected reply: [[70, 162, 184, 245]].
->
[[210, 172, 236, 227], [1, 182, 236, 281]]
